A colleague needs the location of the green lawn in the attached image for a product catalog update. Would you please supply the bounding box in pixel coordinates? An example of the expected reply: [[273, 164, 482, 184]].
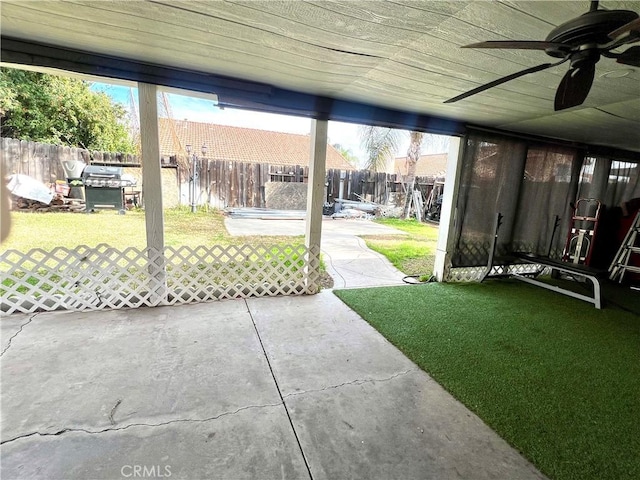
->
[[363, 218, 439, 278], [334, 281, 640, 480], [1, 207, 302, 251], [0, 208, 323, 297]]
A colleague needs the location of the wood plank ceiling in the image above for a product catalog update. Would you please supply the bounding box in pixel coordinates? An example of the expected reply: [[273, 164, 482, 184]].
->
[[1, 0, 639, 153]]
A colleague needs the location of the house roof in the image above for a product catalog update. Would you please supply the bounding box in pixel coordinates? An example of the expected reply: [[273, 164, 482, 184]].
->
[[158, 118, 355, 170], [394, 153, 448, 178]]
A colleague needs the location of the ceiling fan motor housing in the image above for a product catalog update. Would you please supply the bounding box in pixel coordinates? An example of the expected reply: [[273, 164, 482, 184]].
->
[[570, 48, 601, 69], [544, 10, 639, 58]]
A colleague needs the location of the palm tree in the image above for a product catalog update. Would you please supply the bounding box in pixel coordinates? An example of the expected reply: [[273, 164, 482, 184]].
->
[[403, 131, 424, 218], [358, 125, 401, 172], [360, 126, 449, 218]]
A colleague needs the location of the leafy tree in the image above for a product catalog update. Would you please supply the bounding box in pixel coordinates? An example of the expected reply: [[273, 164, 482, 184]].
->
[[0, 67, 134, 152]]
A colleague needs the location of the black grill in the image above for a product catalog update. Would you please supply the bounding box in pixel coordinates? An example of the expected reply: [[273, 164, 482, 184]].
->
[[82, 165, 136, 214]]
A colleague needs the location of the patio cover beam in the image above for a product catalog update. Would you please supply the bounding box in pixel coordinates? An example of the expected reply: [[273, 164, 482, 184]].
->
[[138, 82, 167, 301], [434, 136, 465, 281], [305, 118, 328, 293], [4, 37, 640, 160], [1, 36, 463, 136]]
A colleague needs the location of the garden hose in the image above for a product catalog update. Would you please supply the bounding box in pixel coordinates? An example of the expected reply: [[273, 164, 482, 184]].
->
[[402, 274, 436, 284]]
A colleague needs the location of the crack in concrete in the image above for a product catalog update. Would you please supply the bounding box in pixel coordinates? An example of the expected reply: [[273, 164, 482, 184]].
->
[[108, 399, 123, 425], [320, 248, 346, 288], [282, 369, 417, 399], [1, 313, 38, 357], [245, 298, 314, 480], [0, 402, 283, 446]]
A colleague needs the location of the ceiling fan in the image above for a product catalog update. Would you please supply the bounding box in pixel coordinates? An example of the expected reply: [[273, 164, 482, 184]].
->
[[444, 0, 640, 111]]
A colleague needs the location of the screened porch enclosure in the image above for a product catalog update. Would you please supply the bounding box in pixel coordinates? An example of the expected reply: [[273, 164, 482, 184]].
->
[[447, 131, 640, 281]]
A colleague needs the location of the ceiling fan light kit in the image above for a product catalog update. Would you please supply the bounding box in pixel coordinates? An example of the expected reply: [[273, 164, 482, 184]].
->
[[445, 1, 640, 111]]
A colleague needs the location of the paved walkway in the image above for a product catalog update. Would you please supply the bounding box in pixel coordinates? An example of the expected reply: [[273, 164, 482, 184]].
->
[[1, 293, 546, 479], [224, 217, 408, 288]]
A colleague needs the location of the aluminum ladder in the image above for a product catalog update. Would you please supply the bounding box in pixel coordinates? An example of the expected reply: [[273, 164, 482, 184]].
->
[[562, 198, 601, 266], [609, 210, 640, 283]]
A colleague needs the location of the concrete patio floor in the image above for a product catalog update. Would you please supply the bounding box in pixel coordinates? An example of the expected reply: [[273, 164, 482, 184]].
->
[[1, 292, 546, 480]]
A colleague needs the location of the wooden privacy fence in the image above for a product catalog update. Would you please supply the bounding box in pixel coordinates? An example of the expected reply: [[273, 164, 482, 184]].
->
[[184, 161, 438, 208], [2, 137, 439, 208], [326, 168, 439, 205], [179, 159, 271, 209], [1, 138, 137, 183]]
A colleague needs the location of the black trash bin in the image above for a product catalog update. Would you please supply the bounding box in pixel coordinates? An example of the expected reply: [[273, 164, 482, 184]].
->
[[82, 165, 135, 214]]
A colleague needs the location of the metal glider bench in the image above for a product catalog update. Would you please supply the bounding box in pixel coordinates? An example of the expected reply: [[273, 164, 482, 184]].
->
[[481, 213, 604, 309]]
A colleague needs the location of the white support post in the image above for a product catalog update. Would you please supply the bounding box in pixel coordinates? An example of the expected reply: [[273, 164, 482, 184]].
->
[[434, 136, 465, 282], [305, 118, 328, 293], [138, 83, 166, 302]]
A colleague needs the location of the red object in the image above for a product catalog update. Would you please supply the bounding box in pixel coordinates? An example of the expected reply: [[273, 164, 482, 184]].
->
[[52, 182, 71, 197]]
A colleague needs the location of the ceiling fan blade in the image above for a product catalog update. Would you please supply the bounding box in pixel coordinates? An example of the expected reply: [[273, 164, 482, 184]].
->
[[462, 40, 567, 51], [616, 45, 640, 66], [554, 64, 596, 111], [444, 61, 562, 104], [609, 17, 640, 39]]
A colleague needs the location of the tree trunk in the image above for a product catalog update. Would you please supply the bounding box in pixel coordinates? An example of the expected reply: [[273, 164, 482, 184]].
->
[[403, 131, 424, 219]]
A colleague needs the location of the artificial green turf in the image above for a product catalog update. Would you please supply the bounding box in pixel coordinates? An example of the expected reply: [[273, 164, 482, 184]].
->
[[334, 281, 640, 480]]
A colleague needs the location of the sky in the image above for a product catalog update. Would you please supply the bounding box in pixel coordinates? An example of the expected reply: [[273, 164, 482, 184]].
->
[[92, 83, 449, 167]]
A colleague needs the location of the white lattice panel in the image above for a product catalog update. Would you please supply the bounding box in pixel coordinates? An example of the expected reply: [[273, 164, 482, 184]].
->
[[1, 243, 320, 314], [447, 264, 547, 282], [447, 266, 486, 282]]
